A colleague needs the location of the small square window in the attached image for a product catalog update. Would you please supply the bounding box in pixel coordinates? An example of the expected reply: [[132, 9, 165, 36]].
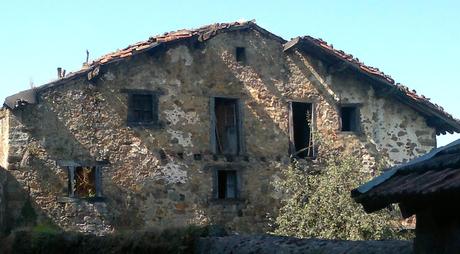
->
[[67, 166, 102, 198], [340, 106, 360, 132], [236, 47, 246, 63], [217, 170, 237, 199], [127, 93, 158, 126]]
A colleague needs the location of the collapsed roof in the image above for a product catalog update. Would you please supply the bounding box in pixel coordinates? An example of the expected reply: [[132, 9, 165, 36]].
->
[[352, 139, 460, 216], [3, 21, 460, 134]]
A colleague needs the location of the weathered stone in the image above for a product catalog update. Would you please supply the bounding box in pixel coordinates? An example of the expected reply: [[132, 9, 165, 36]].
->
[[196, 235, 412, 254], [0, 26, 439, 236]]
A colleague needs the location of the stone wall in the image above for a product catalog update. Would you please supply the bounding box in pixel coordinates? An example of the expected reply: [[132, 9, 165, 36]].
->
[[196, 235, 413, 254], [0, 109, 9, 169], [1, 28, 437, 234], [0, 167, 5, 234]]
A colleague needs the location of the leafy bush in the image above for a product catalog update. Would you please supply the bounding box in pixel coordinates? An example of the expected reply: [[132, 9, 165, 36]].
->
[[272, 138, 406, 240]]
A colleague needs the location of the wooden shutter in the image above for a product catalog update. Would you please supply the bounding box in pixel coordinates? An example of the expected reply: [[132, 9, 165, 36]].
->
[[68, 166, 75, 197], [237, 99, 245, 154], [95, 166, 102, 197], [288, 102, 295, 155], [226, 171, 237, 198], [210, 97, 217, 154]]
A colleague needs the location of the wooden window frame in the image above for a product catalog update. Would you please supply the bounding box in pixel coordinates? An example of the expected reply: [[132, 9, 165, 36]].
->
[[211, 165, 242, 200], [288, 100, 316, 159], [57, 161, 105, 203], [121, 89, 160, 127], [209, 96, 245, 155]]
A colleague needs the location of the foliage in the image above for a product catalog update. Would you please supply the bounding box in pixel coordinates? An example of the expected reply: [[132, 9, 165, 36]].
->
[[272, 138, 406, 240], [74, 167, 96, 198]]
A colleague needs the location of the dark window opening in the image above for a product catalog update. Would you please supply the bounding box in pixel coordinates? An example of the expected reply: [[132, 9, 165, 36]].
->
[[236, 47, 246, 63], [217, 170, 237, 199], [289, 102, 314, 158], [340, 106, 359, 132], [213, 98, 241, 155], [67, 166, 102, 199], [127, 93, 158, 125]]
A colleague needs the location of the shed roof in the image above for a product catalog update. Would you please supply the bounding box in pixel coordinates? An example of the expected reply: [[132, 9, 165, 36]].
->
[[3, 21, 460, 134], [352, 139, 460, 214]]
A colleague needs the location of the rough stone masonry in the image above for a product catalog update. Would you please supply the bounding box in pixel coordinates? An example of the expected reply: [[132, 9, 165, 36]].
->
[[0, 21, 457, 235]]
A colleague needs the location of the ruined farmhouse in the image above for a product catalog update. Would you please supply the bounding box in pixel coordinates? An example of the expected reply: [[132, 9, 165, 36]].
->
[[0, 21, 459, 235]]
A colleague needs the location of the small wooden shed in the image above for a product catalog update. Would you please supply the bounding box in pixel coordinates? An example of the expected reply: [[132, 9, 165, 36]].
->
[[352, 139, 460, 254]]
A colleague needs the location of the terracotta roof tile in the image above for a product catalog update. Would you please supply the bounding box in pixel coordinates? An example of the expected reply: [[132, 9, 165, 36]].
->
[[86, 21, 263, 69]]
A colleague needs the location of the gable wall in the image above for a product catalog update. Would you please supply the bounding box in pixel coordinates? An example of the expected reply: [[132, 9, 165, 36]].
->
[[2, 29, 436, 234], [0, 109, 9, 169]]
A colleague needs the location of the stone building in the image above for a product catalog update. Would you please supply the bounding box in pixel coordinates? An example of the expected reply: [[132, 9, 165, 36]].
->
[[352, 139, 460, 254], [0, 21, 459, 235]]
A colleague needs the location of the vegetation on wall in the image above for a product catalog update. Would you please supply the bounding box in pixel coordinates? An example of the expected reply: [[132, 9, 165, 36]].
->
[[271, 136, 407, 240]]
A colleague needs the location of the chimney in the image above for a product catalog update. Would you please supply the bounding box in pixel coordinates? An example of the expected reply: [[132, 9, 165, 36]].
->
[[57, 67, 62, 79]]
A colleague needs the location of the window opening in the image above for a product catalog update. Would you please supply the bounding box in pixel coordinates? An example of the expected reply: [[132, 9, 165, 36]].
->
[[74, 166, 96, 198], [340, 106, 359, 132], [217, 170, 237, 199], [214, 98, 240, 155], [67, 166, 102, 199], [127, 93, 158, 125], [290, 102, 314, 158], [236, 47, 246, 63]]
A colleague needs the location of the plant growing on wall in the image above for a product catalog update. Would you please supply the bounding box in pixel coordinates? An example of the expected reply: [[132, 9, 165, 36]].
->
[[74, 167, 96, 198], [271, 136, 406, 240]]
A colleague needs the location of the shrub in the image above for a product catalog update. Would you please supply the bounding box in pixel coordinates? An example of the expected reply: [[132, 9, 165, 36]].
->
[[272, 138, 405, 240]]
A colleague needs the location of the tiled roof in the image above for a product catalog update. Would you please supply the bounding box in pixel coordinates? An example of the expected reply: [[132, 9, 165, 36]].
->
[[286, 36, 460, 134], [88, 20, 284, 68], [4, 21, 283, 109], [352, 139, 460, 214]]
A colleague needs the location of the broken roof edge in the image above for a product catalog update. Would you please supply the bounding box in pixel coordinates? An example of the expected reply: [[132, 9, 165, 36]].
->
[[3, 20, 286, 110], [284, 36, 460, 135], [2, 67, 89, 110], [351, 138, 460, 209]]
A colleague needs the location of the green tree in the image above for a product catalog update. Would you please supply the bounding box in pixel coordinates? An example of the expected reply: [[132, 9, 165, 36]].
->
[[272, 140, 404, 240]]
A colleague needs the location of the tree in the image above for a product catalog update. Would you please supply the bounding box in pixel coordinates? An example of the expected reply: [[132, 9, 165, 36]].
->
[[271, 139, 404, 240]]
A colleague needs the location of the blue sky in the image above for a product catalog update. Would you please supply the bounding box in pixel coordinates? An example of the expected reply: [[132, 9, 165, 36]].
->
[[1, 0, 459, 146]]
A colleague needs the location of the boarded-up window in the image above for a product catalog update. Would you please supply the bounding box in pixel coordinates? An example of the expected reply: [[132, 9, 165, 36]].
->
[[340, 106, 360, 132], [289, 102, 314, 158], [217, 170, 237, 199], [127, 93, 158, 125], [212, 97, 242, 155]]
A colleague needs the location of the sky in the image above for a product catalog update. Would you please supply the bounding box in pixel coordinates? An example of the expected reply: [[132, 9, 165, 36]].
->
[[1, 0, 459, 146]]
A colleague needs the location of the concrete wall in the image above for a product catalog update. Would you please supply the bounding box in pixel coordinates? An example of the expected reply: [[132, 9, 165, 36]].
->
[[1, 29, 437, 234]]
